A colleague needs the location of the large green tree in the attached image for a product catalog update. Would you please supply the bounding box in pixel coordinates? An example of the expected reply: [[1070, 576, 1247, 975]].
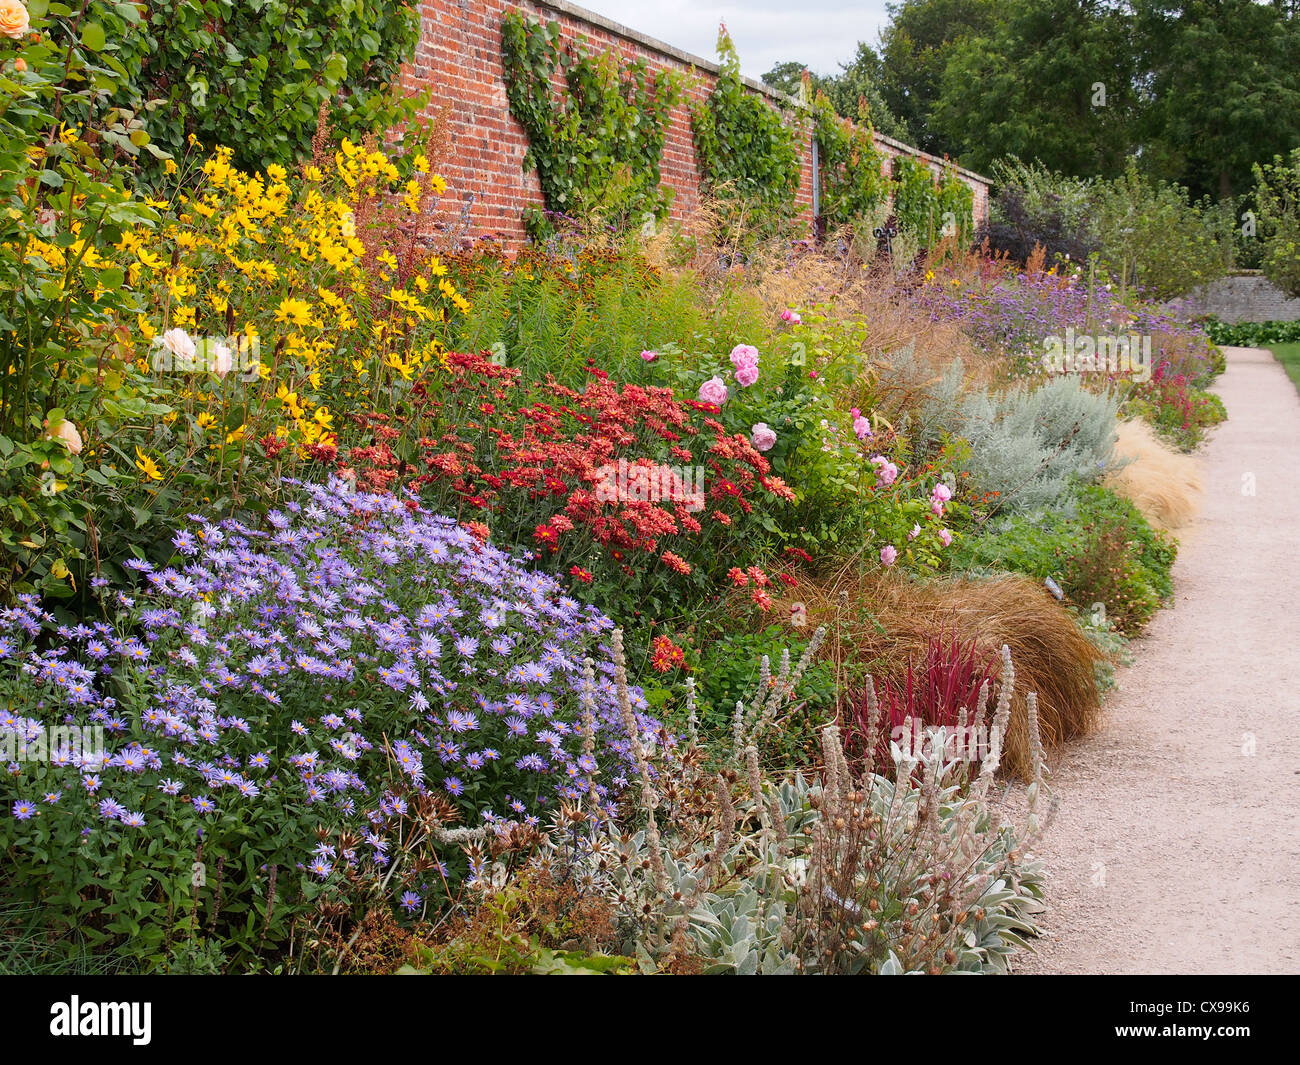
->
[[930, 0, 1137, 177], [761, 45, 910, 142], [1134, 0, 1300, 200], [877, 0, 1001, 157]]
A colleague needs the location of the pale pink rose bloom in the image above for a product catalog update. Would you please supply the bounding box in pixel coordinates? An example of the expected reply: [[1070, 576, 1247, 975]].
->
[[853, 415, 872, 441], [907, 523, 921, 541], [161, 328, 196, 369], [931, 499, 945, 517], [729, 343, 759, 367], [931, 482, 953, 503], [750, 422, 777, 452], [210, 343, 234, 377], [938, 528, 953, 547], [734, 361, 759, 387], [880, 545, 898, 567], [640, 349, 658, 362], [871, 456, 899, 485], [698, 375, 728, 406], [47, 419, 83, 455]]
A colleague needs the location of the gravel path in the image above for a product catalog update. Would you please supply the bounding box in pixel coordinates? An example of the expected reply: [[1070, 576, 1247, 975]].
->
[[1012, 346, 1300, 975]]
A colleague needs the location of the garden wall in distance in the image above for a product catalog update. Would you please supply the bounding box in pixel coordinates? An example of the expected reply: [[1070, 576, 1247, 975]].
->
[[1193, 273, 1300, 324], [402, 0, 990, 248]]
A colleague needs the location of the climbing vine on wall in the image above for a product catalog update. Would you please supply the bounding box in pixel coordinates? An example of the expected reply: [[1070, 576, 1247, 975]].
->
[[691, 25, 803, 240], [500, 12, 681, 239], [890, 155, 974, 249], [936, 162, 975, 246], [813, 91, 890, 231]]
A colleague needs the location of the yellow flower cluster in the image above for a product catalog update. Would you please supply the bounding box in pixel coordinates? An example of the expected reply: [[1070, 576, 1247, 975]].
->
[[112, 139, 466, 466]]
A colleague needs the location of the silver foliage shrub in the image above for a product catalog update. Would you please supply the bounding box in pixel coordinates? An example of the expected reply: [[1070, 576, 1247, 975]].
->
[[921, 360, 1121, 513]]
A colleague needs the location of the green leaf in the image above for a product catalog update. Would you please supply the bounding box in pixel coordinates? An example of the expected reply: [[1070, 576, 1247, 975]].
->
[[81, 22, 107, 52]]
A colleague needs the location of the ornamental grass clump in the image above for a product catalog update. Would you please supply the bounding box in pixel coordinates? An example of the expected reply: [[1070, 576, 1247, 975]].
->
[[787, 567, 1102, 779], [1103, 419, 1202, 531], [0, 477, 660, 968]]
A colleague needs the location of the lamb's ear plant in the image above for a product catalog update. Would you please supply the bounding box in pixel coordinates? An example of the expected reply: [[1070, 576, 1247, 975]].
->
[[513, 627, 1048, 975]]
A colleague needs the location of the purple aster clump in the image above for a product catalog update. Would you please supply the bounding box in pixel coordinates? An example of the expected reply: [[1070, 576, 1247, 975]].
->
[[0, 477, 662, 941], [917, 264, 1217, 385]]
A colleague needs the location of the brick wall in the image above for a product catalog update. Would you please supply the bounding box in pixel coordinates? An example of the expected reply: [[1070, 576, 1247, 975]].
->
[[402, 0, 988, 248]]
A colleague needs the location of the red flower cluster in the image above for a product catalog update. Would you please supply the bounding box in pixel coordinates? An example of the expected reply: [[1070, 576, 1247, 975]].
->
[[650, 634, 686, 673], [403, 351, 790, 582]]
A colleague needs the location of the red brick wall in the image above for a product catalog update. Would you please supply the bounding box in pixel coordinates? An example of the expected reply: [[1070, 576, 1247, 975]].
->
[[402, 0, 987, 248]]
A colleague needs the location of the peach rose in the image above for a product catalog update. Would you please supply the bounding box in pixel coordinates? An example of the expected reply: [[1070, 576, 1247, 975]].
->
[[0, 1, 30, 40], [45, 418, 83, 455]]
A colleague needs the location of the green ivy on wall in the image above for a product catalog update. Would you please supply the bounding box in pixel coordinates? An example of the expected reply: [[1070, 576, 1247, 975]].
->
[[501, 12, 681, 239], [813, 91, 890, 231], [39, 0, 424, 176], [691, 25, 803, 241], [935, 162, 975, 246], [889, 154, 974, 249]]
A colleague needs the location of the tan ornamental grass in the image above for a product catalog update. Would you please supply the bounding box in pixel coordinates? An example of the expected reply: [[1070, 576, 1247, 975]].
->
[[1104, 418, 1202, 531], [787, 564, 1104, 780]]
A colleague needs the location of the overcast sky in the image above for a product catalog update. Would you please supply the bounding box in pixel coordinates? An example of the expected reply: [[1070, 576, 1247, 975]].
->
[[577, 0, 894, 82]]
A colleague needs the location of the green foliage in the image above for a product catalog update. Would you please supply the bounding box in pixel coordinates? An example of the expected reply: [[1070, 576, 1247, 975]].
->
[[0, 2, 166, 598], [935, 161, 975, 246], [1135, 0, 1300, 201], [1251, 148, 1300, 299], [52, 0, 423, 175], [692, 25, 803, 241], [985, 157, 1097, 264], [685, 626, 842, 767], [891, 155, 938, 238], [955, 484, 1176, 634], [500, 13, 681, 239], [1204, 318, 1300, 347], [878, 0, 1000, 158], [812, 93, 890, 230], [931, 0, 1137, 179], [761, 43, 910, 142], [1093, 160, 1234, 300]]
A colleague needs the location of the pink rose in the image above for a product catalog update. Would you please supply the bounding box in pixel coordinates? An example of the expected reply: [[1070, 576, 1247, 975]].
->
[[698, 375, 728, 406], [750, 422, 777, 452], [931, 482, 953, 504], [931, 500, 945, 517], [640, 349, 658, 362], [853, 415, 872, 441], [209, 342, 234, 377], [780, 309, 802, 325], [734, 361, 759, 387], [880, 545, 898, 567], [729, 344, 759, 367], [938, 529, 953, 547], [160, 327, 196, 369], [907, 524, 921, 541], [871, 456, 898, 485]]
